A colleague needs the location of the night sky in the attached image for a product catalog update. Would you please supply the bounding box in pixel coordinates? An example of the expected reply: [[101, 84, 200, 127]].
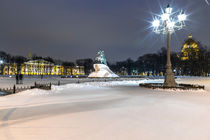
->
[[0, 0, 210, 63]]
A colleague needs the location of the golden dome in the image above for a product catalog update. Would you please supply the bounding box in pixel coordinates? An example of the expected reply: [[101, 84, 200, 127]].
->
[[181, 34, 199, 61], [188, 33, 192, 39]]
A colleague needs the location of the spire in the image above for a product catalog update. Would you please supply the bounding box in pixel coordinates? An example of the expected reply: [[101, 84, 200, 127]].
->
[[28, 52, 31, 60]]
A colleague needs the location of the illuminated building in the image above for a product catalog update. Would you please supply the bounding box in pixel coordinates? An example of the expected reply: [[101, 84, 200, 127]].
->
[[2, 59, 85, 76], [181, 34, 199, 61]]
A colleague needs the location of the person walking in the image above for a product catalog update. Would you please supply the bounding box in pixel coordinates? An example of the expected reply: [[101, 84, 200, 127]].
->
[[16, 74, 19, 84]]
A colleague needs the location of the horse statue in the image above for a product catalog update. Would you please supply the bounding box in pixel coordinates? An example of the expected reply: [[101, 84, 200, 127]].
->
[[95, 51, 107, 65]]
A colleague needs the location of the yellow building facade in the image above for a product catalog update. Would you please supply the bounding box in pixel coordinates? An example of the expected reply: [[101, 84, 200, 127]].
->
[[2, 59, 85, 76], [181, 34, 199, 61]]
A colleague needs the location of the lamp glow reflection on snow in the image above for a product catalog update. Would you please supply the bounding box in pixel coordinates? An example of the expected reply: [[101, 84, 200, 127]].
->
[[151, 4, 187, 87]]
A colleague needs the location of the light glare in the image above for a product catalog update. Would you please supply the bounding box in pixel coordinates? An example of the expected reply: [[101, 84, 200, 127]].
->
[[0, 60, 4, 64], [152, 20, 160, 27], [151, 4, 187, 34], [166, 7, 172, 14], [178, 14, 186, 21], [161, 13, 169, 21], [168, 21, 175, 28]]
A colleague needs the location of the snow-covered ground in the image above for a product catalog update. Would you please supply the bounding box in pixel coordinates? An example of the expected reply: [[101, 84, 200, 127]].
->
[[0, 77, 210, 140]]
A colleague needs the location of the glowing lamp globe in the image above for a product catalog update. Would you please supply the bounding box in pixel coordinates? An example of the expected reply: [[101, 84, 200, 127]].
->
[[161, 13, 169, 21], [178, 14, 186, 21], [152, 20, 160, 27]]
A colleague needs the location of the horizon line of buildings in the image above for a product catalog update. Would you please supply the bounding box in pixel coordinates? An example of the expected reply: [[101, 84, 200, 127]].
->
[[0, 34, 206, 76], [1, 59, 85, 76]]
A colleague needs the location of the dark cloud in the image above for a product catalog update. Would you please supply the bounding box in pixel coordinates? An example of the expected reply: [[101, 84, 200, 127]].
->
[[0, 0, 209, 62]]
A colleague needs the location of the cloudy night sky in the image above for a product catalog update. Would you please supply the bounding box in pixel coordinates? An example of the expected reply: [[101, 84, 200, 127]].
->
[[0, 0, 210, 62]]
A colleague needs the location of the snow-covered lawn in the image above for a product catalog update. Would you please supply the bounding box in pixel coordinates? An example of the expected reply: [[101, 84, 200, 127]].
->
[[0, 77, 210, 140]]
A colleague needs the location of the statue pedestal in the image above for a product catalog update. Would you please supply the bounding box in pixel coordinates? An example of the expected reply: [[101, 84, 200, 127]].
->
[[88, 64, 119, 78]]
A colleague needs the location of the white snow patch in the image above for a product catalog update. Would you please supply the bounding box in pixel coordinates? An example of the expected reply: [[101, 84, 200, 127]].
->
[[1, 77, 210, 140], [18, 78, 208, 96]]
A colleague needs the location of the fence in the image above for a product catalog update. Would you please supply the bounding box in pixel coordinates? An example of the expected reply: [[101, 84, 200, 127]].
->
[[0, 77, 145, 96], [0, 82, 52, 96]]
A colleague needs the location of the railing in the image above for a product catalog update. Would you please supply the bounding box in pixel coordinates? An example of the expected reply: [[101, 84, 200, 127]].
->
[[0, 82, 52, 96], [0, 77, 145, 96]]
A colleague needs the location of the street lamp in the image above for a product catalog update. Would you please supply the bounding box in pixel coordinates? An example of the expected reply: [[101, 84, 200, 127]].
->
[[0, 59, 4, 74], [152, 4, 187, 87], [0, 60, 4, 64]]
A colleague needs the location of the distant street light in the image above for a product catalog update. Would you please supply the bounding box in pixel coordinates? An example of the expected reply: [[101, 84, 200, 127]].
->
[[0, 60, 4, 64], [152, 4, 187, 87], [0, 60, 4, 74]]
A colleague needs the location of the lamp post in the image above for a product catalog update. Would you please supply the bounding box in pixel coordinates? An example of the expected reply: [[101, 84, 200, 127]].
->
[[152, 4, 187, 87], [0, 59, 4, 74]]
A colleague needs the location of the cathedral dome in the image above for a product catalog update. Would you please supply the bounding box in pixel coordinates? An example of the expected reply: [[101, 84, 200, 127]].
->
[[181, 34, 199, 60]]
